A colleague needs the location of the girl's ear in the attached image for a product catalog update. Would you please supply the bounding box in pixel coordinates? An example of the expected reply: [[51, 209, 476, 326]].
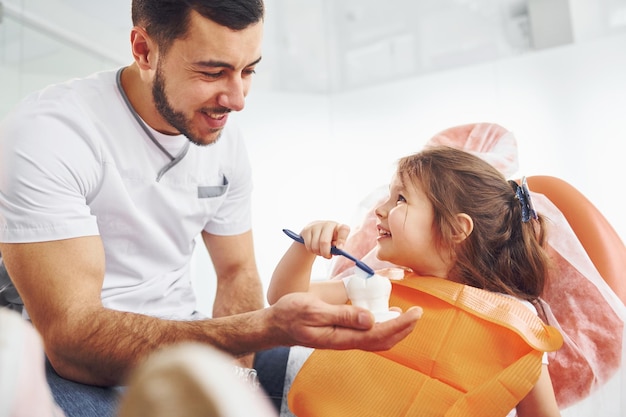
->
[[452, 213, 474, 243]]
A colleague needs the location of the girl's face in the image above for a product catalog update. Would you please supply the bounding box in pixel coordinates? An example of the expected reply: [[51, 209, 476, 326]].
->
[[374, 173, 450, 277]]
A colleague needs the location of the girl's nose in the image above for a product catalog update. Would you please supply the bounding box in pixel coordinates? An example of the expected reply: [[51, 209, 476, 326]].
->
[[375, 203, 385, 219]]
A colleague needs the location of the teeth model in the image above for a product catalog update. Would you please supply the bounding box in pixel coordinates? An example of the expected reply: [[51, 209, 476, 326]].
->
[[346, 269, 400, 322]]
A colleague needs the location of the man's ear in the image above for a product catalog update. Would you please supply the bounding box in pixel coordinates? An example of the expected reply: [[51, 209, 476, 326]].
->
[[452, 213, 474, 243], [130, 26, 157, 70]]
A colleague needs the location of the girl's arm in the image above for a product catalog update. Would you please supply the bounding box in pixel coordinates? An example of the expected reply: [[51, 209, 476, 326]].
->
[[267, 221, 351, 305], [515, 364, 561, 417]]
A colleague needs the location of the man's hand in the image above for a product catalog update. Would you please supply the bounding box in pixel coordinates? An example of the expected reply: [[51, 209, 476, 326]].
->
[[268, 292, 422, 351]]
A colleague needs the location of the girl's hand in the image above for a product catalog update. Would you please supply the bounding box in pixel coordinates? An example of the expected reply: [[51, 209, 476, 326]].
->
[[299, 221, 351, 259]]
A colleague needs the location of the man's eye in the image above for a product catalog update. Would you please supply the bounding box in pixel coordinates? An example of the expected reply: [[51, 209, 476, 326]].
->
[[243, 68, 257, 76], [202, 71, 223, 79]]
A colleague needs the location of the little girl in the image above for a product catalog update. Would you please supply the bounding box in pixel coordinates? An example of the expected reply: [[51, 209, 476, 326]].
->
[[268, 146, 563, 417]]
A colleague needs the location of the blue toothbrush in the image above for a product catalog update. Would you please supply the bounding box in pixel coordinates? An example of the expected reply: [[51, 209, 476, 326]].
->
[[282, 228, 375, 277]]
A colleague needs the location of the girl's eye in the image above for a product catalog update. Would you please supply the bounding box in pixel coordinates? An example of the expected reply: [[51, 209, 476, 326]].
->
[[396, 194, 407, 204]]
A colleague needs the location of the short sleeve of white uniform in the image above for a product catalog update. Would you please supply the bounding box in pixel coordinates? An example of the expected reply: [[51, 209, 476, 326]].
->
[[0, 90, 101, 241]]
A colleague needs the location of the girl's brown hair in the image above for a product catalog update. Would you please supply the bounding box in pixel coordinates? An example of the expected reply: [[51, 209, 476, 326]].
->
[[397, 145, 551, 301]]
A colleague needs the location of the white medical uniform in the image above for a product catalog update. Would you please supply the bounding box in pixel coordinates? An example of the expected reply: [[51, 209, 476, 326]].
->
[[0, 69, 253, 320]]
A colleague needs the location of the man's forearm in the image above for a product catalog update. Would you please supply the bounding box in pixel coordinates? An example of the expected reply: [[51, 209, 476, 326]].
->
[[48, 306, 273, 387], [212, 270, 265, 368], [212, 270, 265, 318]]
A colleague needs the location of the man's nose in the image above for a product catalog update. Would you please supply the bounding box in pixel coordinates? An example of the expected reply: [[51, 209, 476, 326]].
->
[[217, 77, 246, 111]]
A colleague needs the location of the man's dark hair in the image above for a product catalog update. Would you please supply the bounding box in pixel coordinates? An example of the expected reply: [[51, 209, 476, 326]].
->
[[132, 0, 264, 53]]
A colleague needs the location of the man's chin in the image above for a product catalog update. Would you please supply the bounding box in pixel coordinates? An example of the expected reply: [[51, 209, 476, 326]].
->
[[188, 130, 222, 147]]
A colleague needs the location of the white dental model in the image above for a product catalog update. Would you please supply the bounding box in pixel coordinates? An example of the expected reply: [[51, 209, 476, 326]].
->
[[346, 269, 400, 322]]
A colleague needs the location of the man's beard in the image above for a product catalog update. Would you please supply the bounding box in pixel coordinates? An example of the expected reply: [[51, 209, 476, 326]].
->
[[152, 63, 222, 147]]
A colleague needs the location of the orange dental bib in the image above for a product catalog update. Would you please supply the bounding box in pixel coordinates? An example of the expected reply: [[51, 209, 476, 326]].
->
[[288, 275, 563, 417]]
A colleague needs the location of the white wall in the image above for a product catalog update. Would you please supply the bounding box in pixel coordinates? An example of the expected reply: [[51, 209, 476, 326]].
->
[[190, 32, 626, 315]]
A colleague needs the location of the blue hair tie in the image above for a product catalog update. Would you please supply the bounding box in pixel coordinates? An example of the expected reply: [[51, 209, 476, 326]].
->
[[512, 177, 538, 223]]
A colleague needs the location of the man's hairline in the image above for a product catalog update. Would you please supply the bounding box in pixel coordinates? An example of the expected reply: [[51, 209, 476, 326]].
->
[[151, 10, 264, 57]]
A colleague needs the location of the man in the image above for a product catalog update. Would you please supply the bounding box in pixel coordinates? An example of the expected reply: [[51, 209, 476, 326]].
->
[[0, 1, 421, 416]]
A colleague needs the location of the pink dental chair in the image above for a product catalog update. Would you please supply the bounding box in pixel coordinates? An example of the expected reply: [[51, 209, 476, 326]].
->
[[525, 175, 626, 304]]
